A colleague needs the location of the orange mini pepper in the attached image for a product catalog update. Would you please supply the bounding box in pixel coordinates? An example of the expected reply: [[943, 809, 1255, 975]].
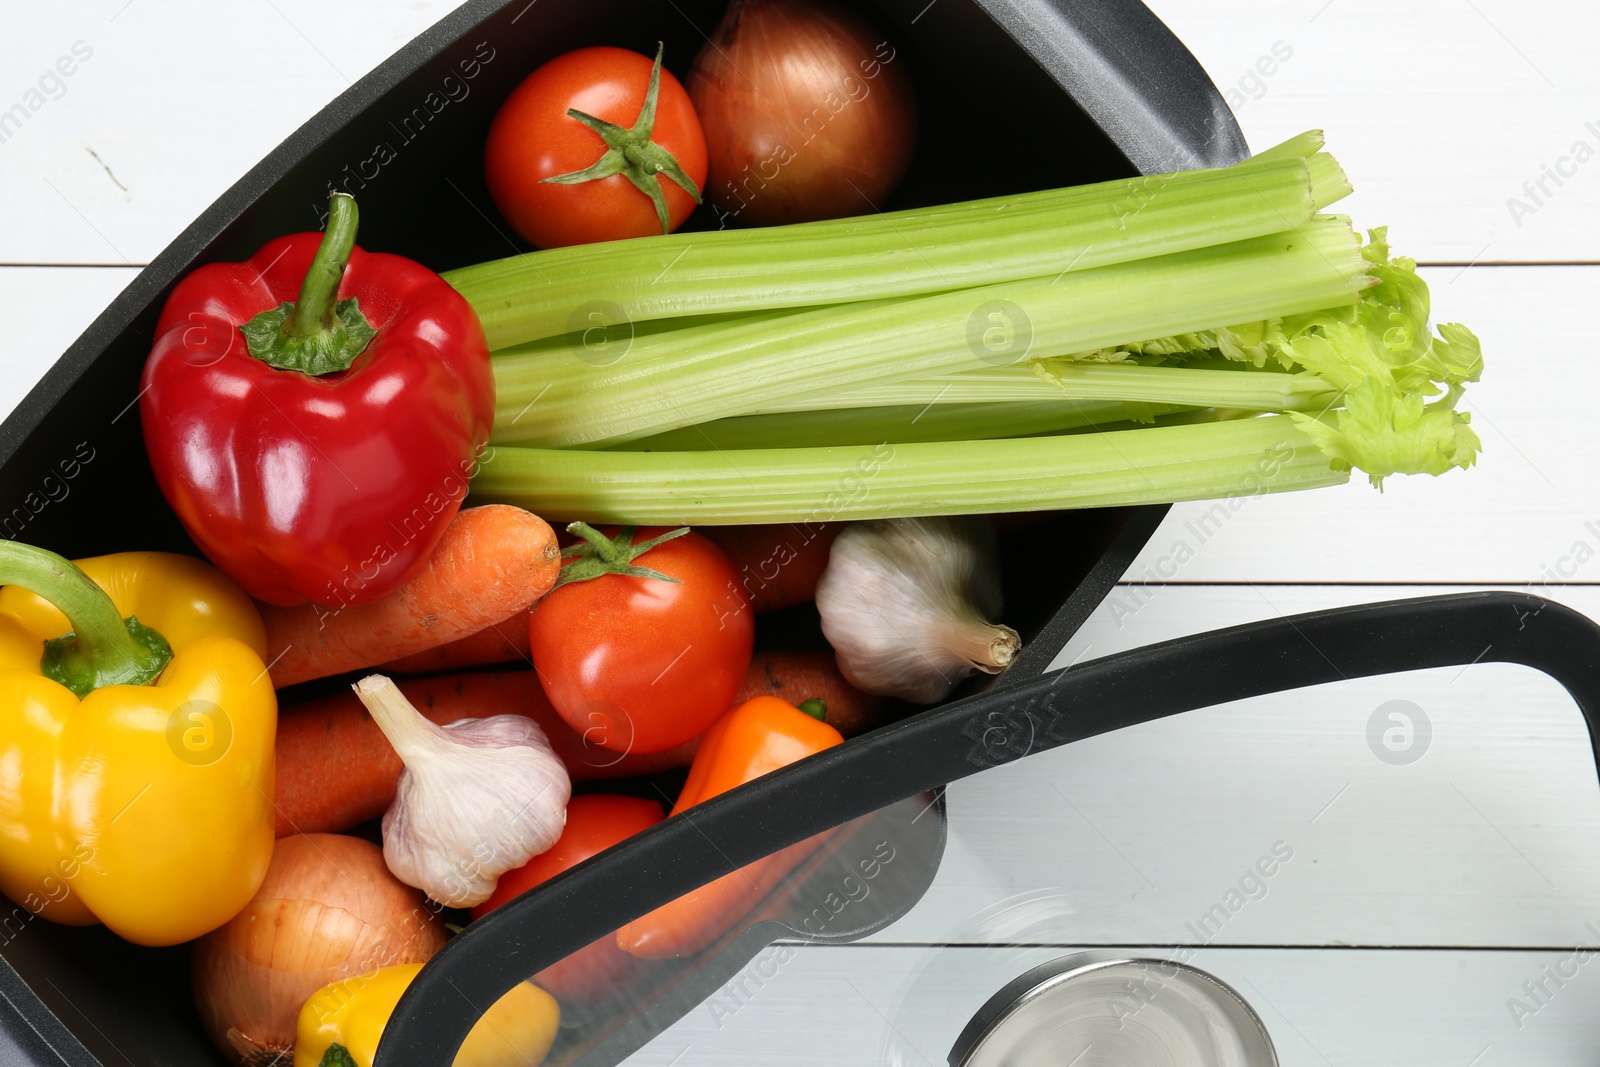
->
[[616, 695, 842, 959]]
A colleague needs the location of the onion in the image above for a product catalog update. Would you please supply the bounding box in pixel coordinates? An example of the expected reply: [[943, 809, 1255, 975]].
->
[[191, 833, 446, 1066], [688, 0, 917, 226]]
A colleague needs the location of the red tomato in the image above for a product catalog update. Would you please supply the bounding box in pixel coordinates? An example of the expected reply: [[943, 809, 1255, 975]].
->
[[472, 794, 665, 1004], [485, 46, 708, 248], [530, 526, 754, 754]]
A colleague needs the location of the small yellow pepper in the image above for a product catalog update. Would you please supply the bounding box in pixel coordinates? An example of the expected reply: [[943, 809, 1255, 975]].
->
[[0, 545, 275, 946], [294, 964, 559, 1067]]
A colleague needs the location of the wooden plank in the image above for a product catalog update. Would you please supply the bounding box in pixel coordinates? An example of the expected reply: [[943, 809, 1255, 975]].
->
[[1145, 0, 1600, 263], [0, 0, 469, 265], [3, 0, 1597, 264], [627, 943, 1600, 1066], [0, 267, 137, 423]]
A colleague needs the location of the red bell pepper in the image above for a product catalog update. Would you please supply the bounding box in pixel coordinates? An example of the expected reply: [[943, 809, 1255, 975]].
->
[[139, 193, 493, 608]]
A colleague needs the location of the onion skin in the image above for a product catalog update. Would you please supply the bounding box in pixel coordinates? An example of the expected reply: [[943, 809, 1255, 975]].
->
[[689, 0, 917, 226], [191, 834, 446, 1066]]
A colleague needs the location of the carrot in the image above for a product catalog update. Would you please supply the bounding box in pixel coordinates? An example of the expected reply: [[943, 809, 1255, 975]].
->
[[381, 620, 532, 674], [272, 670, 697, 837], [734, 649, 885, 737], [389, 520, 843, 671], [702, 523, 842, 613], [261, 505, 559, 688]]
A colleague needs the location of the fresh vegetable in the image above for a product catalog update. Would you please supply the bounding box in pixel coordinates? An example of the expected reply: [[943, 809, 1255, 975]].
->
[[381, 519, 840, 661], [380, 622, 531, 673], [484, 44, 706, 247], [472, 794, 665, 1003], [530, 524, 753, 754], [446, 137, 1478, 523], [817, 517, 1017, 702], [0, 544, 275, 947], [261, 505, 559, 688], [472, 224, 1481, 518], [666, 694, 844, 804], [192, 833, 445, 1065], [295, 964, 559, 1067], [617, 695, 843, 958], [352, 675, 570, 908], [275, 653, 875, 837], [701, 523, 842, 613], [446, 138, 1348, 350], [774, 361, 1337, 414], [140, 192, 493, 607], [470, 417, 1340, 523], [481, 216, 1371, 449], [689, 0, 917, 226], [273, 671, 696, 836], [734, 649, 885, 736], [612, 397, 1179, 451]]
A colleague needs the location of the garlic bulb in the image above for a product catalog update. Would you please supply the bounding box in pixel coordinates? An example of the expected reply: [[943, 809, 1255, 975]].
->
[[352, 674, 570, 908], [816, 517, 1021, 704]]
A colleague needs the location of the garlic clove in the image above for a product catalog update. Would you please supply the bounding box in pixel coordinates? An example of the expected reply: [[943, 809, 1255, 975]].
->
[[353, 675, 571, 908], [816, 517, 1021, 704]]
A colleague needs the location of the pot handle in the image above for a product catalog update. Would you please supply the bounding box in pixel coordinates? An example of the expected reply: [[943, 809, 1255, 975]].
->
[[378, 591, 1600, 1065], [972, 0, 1251, 171]]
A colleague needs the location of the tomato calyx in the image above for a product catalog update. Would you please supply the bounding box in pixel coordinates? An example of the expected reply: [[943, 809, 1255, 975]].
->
[[240, 192, 377, 376], [554, 521, 692, 590], [539, 42, 705, 235]]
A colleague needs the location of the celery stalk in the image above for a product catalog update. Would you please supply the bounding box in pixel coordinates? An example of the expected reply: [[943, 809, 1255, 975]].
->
[[613, 399, 1194, 451], [471, 415, 1349, 524], [750, 367, 1071, 411], [763, 363, 1337, 415], [489, 219, 1370, 448], [468, 143, 1483, 514], [450, 148, 1348, 350]]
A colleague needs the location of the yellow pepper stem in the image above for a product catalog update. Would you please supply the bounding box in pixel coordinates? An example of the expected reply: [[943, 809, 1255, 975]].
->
[[0, 541, 173, 697]]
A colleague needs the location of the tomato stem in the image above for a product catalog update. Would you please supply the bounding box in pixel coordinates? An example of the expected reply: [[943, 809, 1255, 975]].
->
[[539, 43, 703, 235], [554, 522, 693, 590], [566, 520, 624, 564]]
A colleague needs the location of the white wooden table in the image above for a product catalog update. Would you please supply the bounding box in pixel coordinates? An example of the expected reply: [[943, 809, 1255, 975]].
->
[[3, 2, 1599, 1064]]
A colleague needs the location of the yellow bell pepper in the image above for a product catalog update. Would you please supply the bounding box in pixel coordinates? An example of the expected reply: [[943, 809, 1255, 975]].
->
[[294, 964, 559, 1067], [0, 544, 275, 946]]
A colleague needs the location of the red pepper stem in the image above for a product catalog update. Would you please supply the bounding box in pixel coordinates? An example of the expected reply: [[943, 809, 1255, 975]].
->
[[0, 541, 173, 698], [286, 193, 360, 340], [241, 192, 377, 375]]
